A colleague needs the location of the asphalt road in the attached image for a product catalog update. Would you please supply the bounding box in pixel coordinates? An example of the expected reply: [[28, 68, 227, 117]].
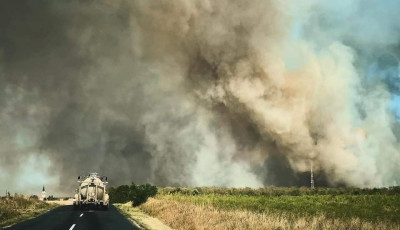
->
[[4, 205, 140, 230]]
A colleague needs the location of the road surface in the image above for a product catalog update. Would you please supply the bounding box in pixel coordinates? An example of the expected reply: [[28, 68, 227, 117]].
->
[[5, 205, 140, 230]]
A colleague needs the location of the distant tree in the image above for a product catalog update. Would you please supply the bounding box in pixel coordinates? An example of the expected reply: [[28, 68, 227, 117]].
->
[[109, 185, 130, 203], [109, 183, 157, 205], [116, 185, 130, 203], [129, 183, 157, 206], [47, 195, 56, 201], [108, 186, 116, 203]]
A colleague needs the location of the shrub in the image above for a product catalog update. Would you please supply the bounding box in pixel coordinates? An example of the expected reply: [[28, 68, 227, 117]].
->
[[109, 185, 130, 203], [29, 195, 39, 200], [108, 183, 157, 205], [130, 183, 157, 206]]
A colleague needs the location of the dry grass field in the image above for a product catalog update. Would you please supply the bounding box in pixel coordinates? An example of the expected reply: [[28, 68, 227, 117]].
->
[[0, 195, 58, 228], [137, 187, 400, 230], [140, 198, 399, 230]]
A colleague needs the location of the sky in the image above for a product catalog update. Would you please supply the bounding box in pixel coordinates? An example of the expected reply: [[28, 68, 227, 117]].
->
[[0, 0, 399, 196]]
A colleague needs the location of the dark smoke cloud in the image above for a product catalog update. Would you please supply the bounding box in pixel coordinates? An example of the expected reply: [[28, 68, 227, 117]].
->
[[0, 0, 158, 193], [0, 0, 399, 195]]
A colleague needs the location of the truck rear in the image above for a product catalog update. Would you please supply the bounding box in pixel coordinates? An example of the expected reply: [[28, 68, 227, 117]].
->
[[73, 173, 110, 210]]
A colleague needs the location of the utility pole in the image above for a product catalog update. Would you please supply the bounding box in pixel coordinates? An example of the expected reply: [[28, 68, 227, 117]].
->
[[311, 161, 315, 189]]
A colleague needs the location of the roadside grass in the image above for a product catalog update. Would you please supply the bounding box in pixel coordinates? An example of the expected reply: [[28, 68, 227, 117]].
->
[[0, 195, 59, 228], [114, 202, 172, 230], [114, 203, 149, 229]]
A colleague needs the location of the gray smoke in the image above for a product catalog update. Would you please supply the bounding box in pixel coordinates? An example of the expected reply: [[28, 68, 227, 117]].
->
[[0, 0, 399, 195]]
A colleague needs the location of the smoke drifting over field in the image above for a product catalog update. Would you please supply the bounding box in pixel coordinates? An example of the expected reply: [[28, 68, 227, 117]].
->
[[0, 0, 399, 194]]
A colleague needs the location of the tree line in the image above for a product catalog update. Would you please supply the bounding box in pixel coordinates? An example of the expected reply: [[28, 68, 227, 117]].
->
[[108, 183, 157, 206]]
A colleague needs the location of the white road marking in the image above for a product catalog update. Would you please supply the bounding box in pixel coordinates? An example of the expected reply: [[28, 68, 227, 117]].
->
[[80, 213, 84, 217], [69, 224, 76, 230], [129, 218, 144, 230]]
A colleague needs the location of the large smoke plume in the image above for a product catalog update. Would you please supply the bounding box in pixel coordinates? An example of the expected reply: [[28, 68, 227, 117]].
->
[[0, 0, 399, 195]]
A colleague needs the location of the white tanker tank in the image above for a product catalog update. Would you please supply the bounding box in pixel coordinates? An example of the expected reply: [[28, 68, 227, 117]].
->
[[73, 172, 110, 210]]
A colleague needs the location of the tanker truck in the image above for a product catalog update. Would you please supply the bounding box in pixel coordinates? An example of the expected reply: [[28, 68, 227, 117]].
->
[[73, 172, 110, 210]]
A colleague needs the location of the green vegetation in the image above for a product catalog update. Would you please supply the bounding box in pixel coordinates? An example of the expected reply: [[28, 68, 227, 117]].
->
[[108, 183, 157, 206], [156, 186, 400, 224], [159, 194, 400, 223], [0, 194, 58, 227], [159, 186, 400, 196]]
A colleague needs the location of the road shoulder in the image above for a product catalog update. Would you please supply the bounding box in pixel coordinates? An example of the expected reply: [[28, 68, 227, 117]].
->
[[114, 202, 173, 230]]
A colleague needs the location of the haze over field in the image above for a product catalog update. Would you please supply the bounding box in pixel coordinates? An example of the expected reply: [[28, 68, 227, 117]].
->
[[0, 0, 399, 195]]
